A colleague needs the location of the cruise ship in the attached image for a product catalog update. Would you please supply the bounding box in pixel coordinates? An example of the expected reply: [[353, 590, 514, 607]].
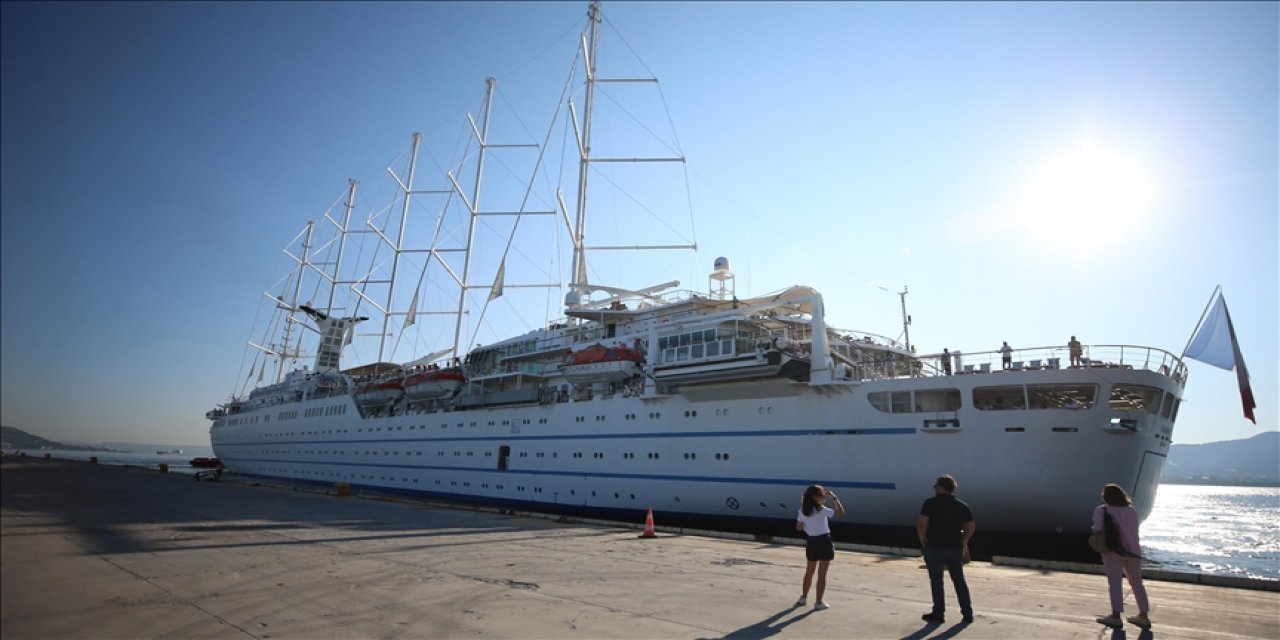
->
[[207, 2, 1188, 544]]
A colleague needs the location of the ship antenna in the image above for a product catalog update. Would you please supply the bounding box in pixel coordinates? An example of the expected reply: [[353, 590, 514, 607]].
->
[[898, 286, 912, 352]]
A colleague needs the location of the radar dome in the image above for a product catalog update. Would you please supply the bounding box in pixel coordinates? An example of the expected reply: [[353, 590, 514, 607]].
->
[[564, 290, 582, 307], [713, 257, 731, 272]]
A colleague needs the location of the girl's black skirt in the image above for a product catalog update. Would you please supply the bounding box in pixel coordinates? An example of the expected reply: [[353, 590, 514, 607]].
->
[[805, 533, 835, 561]]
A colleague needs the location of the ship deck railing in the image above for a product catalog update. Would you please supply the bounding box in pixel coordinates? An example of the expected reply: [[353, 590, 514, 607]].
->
[[915, 344, 1188, 385]]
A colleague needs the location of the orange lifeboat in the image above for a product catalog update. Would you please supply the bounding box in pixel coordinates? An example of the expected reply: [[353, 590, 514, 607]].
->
[[402, 366, 466, 401], [559, 343, 644, 385], [354, 377, 404, 408]]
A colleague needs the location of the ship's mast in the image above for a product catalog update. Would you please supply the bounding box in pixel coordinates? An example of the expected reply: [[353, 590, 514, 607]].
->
[[569, 1, 601, 294], [325, 179, 359, 314], [566, 1, 693, 305], [376, 134, 422, 364], [276, 220, 315, 383], [451, 79, 497, 358]]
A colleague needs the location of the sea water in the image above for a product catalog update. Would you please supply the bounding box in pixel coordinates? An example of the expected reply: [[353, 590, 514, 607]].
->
[[6, 449, 1277, 582], [5, 447, 215, 476], [1141, 484, 1279, 582]]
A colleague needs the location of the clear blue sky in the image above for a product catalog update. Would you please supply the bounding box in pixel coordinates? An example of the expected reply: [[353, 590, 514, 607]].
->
[[2, 1, 1275, 447]]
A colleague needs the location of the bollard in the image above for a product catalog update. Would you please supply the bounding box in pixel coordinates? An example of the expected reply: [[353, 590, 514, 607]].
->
[[159, 463, 169, 473], [335, 481, 351, 497], [89, 456, 97, 464]]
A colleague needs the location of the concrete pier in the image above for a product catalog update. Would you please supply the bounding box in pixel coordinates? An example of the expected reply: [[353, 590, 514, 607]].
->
[[3, 458, 1277, 639]]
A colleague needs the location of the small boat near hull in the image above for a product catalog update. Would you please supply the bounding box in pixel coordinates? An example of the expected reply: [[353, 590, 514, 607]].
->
[[652, 352, 796, 386], [559, 343, 645, 386], [190, 457, 221, 468], [354, 380, 404, 408], [403, 368, 466, 401], [561, 359, 642, 385]]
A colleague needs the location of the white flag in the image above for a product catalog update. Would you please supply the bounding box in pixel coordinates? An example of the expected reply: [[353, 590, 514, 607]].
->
[[1184, 294, 1234, 369], [1184, 292, 1256, 423]]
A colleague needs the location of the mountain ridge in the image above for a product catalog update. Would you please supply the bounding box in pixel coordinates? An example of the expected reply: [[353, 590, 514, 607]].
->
[[1162, 431, 1279, 486]]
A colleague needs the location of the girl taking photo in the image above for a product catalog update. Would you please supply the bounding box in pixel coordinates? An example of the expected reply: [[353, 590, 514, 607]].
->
[[795, 484, 845, 610]]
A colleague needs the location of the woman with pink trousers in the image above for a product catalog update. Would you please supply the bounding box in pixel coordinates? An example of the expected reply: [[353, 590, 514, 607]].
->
[[1093, 483, 1152, 629]]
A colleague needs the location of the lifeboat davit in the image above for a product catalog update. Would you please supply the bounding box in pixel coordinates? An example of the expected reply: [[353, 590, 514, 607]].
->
[[354, 377, 404, 408], [559, 343, 644, 386], [402, 367, 466, 401]]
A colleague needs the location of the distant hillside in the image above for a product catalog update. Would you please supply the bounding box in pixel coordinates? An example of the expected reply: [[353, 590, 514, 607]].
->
[[1162, 431, 1280, 486], [0, 426, 120, 452]]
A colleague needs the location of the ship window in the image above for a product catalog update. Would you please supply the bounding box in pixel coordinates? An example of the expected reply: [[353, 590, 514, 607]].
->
[[1109, 384, 1162, 413], [1161, 392, 1176, 418], [691, 344, 704, 358], [868, 392, 891, 413], [890, 391, 912, 413], [974, 386, 1026, 410], [914, 389, 961, 412], [706, 342, 720, 357], [1025, 383, 1097, 410]]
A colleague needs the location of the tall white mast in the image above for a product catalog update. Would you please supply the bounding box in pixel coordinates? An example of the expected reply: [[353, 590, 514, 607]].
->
[[324, 179, 359, 314], [375, 133, 422, 364], [450, 79, 497, 357], [569, 1, 601, 293], [565, 1, 693, 307], [276, 220, 315, 383]]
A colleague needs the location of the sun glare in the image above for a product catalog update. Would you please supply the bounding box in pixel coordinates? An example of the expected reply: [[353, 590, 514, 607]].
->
[[1016, 140, 1157, 255]]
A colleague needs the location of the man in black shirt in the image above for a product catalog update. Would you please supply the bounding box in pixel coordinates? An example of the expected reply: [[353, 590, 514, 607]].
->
[[916, 474, 975, 624]]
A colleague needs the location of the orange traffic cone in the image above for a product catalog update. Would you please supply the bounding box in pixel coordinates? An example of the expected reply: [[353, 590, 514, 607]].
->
[[640, 507, 656, 538]]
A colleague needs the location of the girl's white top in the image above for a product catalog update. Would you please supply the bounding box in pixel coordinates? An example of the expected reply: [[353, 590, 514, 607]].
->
[[797, 506, 835, 536]]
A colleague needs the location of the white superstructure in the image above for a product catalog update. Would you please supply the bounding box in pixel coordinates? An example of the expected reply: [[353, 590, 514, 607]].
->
[[208, 2, 1185, 537]]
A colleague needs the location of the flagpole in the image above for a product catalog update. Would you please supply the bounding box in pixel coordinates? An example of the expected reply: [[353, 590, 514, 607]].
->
[[1181, 284, 1222, 358]]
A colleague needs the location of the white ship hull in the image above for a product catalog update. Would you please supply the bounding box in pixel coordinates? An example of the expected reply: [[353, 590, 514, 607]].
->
[[212, 364, 1177, 536]]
